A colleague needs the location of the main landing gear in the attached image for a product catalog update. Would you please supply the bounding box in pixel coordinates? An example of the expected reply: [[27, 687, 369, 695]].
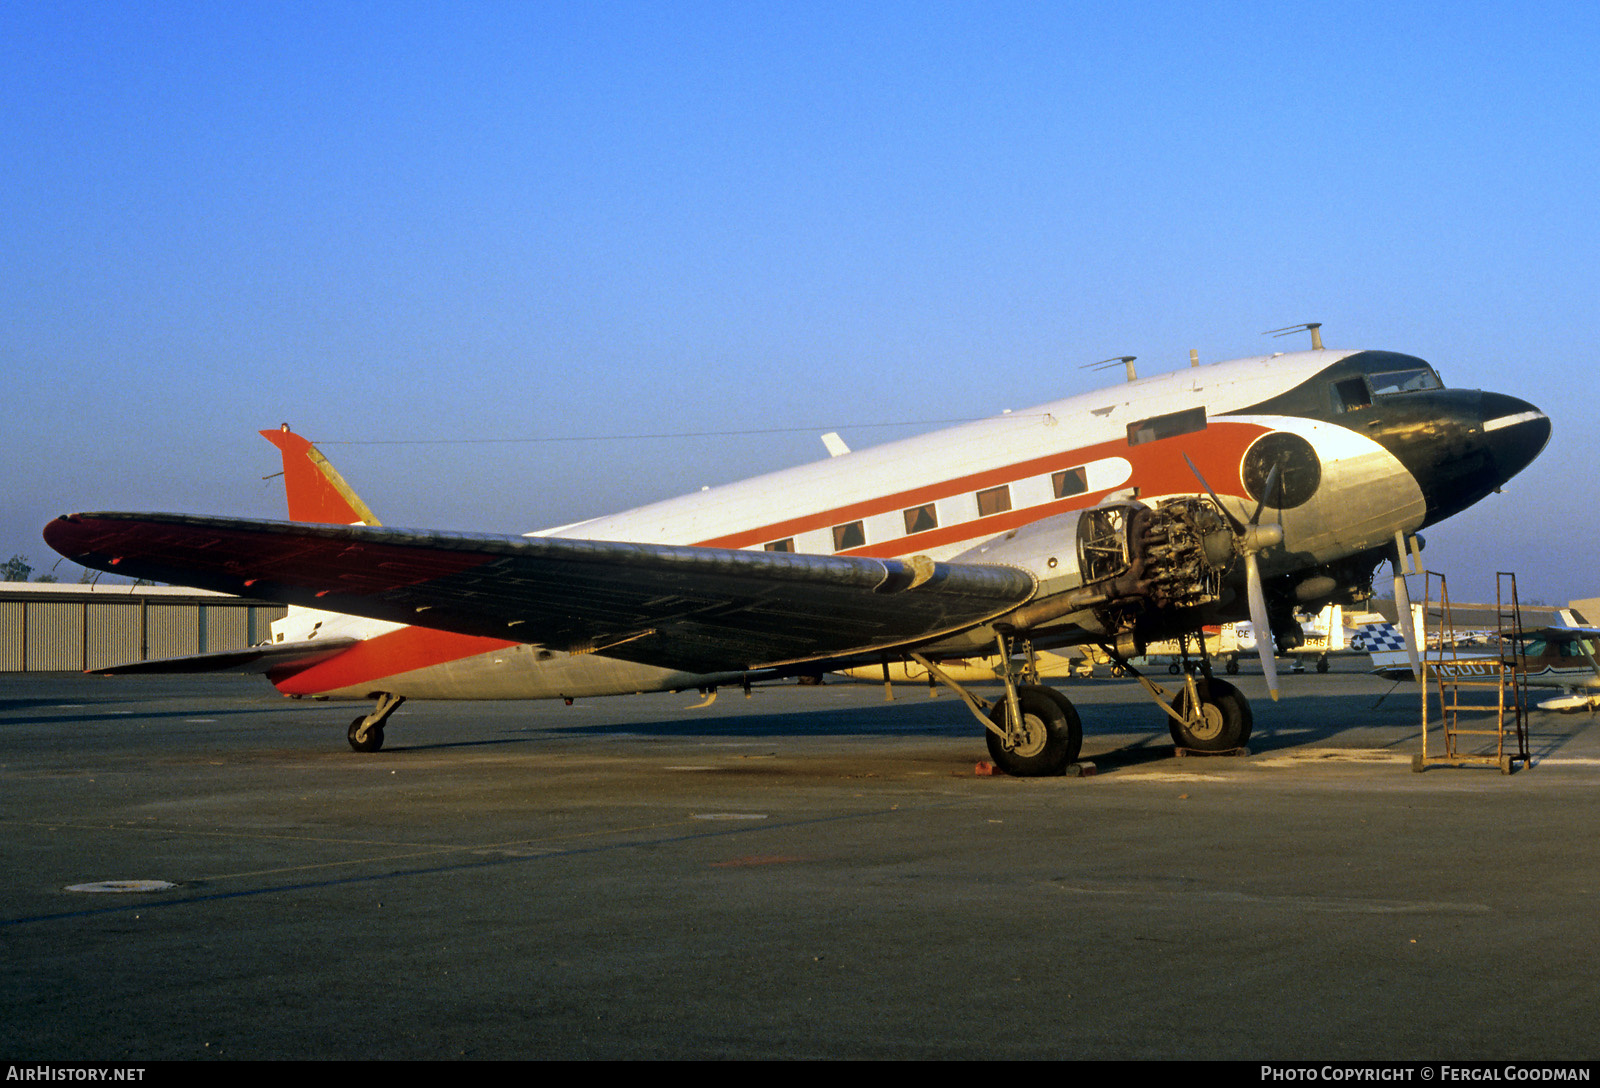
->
[[909, 629, 1255, 774], [910, 634, 1083, 777], [1165, 676, 1253, 751], [348, 692, 405, 752], [1097, 632, 1254, 754], [984, 685, 1083, 777]]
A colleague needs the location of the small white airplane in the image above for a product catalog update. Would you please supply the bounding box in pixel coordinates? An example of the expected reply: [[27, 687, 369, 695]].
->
[[43, 335, 1550, 774], [1359, 620, 1600, 712]]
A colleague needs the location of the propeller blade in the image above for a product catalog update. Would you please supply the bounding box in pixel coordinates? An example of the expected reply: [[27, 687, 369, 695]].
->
[[1182, 453, 1245, 534], [1393, 560, 1423, 682], [1248, 460, 1282, 527], [1245, 550, 1280, 701]]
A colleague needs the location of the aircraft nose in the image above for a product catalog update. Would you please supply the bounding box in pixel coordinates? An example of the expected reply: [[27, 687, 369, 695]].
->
[[1480, 391, 1551, 484]]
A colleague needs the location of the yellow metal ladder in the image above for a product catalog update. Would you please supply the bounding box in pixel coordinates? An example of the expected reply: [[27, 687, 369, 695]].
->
[[1414, 571, 1530, 774]]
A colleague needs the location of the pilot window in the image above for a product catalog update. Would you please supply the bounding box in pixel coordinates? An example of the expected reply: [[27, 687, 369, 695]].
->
[[976, 485, 1012, 517], [832, 521, 865, 550], [1126, 406, 1206, 446], [1052, 466, 1088, 499], [1369, 368, 1442, 396], [1332, 377, 1372, 412], [763, 538, 794, 552], [902, 503, 937, 534], [1369, 368, 1446, 396]]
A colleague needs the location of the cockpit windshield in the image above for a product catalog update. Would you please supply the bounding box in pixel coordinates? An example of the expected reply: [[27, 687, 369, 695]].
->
[[1368, 367, 1443, 396]]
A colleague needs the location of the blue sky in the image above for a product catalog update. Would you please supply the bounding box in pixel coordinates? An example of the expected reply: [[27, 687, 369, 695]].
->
[[5, 1, 1596, 602]]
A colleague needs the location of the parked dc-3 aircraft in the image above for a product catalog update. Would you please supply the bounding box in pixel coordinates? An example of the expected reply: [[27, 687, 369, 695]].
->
[[44, 336, 1550, 775]]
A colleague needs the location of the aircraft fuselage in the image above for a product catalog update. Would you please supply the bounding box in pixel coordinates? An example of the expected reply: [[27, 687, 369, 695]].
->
[[264, 346, 1549, 701]]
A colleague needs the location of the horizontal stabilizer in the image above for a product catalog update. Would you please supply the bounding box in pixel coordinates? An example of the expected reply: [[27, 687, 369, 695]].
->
[[91, 637, 358, 676]]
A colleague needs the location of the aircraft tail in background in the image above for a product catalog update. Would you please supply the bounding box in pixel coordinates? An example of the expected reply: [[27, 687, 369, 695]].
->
[[260, 426, 381, 526]]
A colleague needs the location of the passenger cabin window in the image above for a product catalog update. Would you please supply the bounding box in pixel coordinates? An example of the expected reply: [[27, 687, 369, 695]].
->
[[1369, 368, 1443, 396], [1126, 406, 1206, 446], [832, 521, 865, 550], [1052, 466, 1088, 499], [764, 538, 794, 552], [976, 485, 1012, 517], [902, 503, 937, 534]]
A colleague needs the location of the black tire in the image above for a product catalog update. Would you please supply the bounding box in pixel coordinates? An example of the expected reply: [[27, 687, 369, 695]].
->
[[1167, 662, 1180, 675], [986, 685, 1083, 776], [1167, 678, 1252, 751], [348, 717, 385, 753], [1224, 656, 1240, 675], [1315, 655, 1330, 674]]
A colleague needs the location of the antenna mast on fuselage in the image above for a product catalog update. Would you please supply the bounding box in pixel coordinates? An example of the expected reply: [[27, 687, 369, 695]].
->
[[1083, 355, 1139, 383], [1265, 322, 1324, 350]]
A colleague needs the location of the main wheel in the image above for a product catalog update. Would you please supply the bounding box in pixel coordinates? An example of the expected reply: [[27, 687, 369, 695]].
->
[[1167, 678, 1252, 751], [1315, 654, 1330, 674], [348, 717, 385, 753], [986, 685, 1083, 776], [1224, 655, 1240, 675]]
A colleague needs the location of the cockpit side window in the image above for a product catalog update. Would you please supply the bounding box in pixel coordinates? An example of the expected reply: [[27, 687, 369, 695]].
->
[[1368, 367, 1443, 396], [1332, 377, 1372, 412]]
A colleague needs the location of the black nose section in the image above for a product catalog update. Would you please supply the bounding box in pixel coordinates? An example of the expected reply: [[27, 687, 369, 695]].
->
[[1479, 391, 1551, 484]]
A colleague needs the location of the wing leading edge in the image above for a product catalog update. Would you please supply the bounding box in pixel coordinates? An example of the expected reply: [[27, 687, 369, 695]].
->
[[44, 513, 1038, 675]]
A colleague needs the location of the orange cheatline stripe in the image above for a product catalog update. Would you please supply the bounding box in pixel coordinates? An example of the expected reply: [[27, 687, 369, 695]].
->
[[699, 422, 1268, 550]]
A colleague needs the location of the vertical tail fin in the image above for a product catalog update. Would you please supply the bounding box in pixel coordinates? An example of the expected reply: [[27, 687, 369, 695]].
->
[[260, 426, 382, 526]]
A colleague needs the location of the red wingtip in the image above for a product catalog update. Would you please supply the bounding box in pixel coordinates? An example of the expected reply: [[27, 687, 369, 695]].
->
[[260, 428, 381, 526]]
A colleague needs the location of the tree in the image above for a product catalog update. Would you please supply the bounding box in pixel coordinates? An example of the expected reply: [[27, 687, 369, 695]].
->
[[2, 554, 32, 582]]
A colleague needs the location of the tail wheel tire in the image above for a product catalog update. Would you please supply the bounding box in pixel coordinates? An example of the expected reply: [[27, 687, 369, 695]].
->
[[986, 685, 1083, 777], [1167, 678, 1252, 751], [348, 718, 385, 753]]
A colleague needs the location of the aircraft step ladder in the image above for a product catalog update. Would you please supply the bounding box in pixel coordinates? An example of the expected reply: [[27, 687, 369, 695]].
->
[[1414, 571, 1530, 774]]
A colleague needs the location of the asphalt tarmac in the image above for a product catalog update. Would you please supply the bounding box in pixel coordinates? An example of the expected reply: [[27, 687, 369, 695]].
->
[[1, 664, 1596, 1060]]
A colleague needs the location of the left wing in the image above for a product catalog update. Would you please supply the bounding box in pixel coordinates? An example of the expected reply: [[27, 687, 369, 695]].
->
[[44, 513, 1038, 674]]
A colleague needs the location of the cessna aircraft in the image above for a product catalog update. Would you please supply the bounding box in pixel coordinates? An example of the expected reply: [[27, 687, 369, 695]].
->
[[1361, 621, 1600, 712], [43, 336, 1551, 775]]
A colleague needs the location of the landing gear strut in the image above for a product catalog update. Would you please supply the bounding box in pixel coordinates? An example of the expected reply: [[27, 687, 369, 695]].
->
[[909, 633, 1083, 777], [348, 692, 405, 752], [1167, 677, 1253, 751], [1106, 640, 1254, 755], [985, 685, 1083, 777]]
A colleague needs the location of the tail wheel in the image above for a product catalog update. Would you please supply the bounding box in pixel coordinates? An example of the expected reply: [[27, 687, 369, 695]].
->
[[1167, 677, 1252, 751], [986, 685, 1083, 776], [348, 717, 385, 753]]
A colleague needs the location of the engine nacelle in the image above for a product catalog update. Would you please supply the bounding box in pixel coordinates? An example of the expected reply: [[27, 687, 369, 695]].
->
[[958, 496, 1238, 649]]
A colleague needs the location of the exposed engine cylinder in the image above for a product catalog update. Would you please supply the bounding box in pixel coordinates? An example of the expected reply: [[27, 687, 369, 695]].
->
[[1075, 497, 1236, 644]]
